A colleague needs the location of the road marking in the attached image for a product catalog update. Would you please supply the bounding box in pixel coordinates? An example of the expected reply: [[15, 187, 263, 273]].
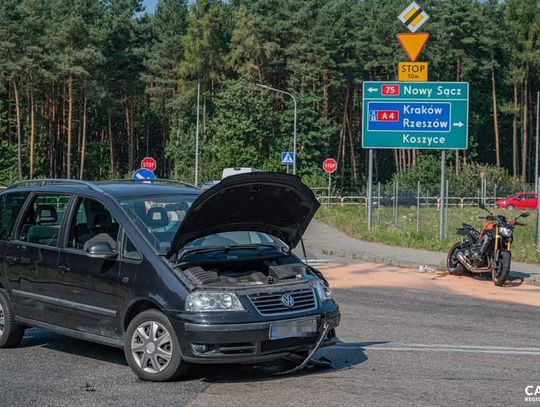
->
[[333, 343, 540, 356]]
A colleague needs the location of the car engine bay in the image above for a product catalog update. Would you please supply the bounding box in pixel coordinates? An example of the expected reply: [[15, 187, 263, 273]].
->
[[175, 256, 326, 290]]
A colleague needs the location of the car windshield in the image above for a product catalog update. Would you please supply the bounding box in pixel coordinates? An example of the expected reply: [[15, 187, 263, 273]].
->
[[118, 194, 277, 253]]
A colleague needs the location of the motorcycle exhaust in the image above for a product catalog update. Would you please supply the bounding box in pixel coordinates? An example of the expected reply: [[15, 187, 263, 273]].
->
[[455, 252, 492, 274], [455, 252, 477, 274]]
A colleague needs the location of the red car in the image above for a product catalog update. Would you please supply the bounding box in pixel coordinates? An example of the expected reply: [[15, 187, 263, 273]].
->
[[495, 192, 538, 210]]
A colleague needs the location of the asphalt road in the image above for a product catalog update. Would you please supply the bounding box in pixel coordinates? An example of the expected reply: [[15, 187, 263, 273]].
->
[[1, 264, 539, 407]]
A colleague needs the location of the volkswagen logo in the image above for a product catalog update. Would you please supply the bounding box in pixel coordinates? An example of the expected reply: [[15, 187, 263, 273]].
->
[[281, 293, 295, 308]]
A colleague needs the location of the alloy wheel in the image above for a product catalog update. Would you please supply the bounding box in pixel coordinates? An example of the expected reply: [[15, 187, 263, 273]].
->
[[0, 302, 4, 336], [131, 321, 173, 374]]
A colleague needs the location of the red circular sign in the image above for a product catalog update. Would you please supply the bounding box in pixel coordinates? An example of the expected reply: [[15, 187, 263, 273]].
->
[[323, 158, 337, 174], [141, 157, 157, 172]]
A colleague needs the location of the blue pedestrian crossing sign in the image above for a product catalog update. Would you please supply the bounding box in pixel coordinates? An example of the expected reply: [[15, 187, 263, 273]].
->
[[132, 168, 156, 180], [281, 152, 295, 166]]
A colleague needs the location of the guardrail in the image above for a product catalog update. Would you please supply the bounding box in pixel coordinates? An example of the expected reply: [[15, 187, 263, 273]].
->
[[314, 195, 505, 208]]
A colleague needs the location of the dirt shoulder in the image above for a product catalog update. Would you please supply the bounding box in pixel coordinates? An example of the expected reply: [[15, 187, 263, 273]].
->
[[322, 262, 540, 308]]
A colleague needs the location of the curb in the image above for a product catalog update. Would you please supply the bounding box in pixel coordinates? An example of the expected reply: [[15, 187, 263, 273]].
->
[[319, 247, 540, 286]]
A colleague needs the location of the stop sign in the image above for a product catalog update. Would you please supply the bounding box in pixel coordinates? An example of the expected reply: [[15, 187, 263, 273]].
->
[[141, 157, 157, 172], [323, 158, 337, 174]]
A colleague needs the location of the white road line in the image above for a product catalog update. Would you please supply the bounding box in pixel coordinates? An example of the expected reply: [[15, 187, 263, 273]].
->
[[333, 343, 540, 356]]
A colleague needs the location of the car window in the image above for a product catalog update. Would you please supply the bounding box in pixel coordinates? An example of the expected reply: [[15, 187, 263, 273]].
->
[[123, 233, 142, 261], [67, 197, 119, 251], [119, 194, 198, 253], [0, 192, 29, 240], [17, 194, 70, 247], [119, 194, 278, 253]]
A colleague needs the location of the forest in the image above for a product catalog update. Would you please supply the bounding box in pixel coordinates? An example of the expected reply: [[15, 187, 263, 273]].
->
[[0, 0, 539, 191]]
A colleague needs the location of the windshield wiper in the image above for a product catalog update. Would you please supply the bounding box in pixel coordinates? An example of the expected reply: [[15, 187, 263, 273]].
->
[[177, 243, 283, 259]]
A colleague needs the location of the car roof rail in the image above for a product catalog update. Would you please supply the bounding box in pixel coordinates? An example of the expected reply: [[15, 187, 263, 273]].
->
[[104, 179, 199, 189], [6, 179, 104, 192]]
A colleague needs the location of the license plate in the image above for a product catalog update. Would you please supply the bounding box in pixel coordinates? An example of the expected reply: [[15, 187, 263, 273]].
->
[[269, 318, 318, 340]]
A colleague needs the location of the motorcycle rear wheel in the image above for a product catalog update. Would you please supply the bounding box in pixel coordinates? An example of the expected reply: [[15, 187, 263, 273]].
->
[[447, 243, 466, 276], [492, 251, 511, 287]]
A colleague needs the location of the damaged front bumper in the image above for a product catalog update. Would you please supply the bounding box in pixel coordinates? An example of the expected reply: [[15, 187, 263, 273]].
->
[[176, 309, 340, 364]]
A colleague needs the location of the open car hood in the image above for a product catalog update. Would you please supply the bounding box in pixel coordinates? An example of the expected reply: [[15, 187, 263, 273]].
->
[[167, 172, 320, 256]]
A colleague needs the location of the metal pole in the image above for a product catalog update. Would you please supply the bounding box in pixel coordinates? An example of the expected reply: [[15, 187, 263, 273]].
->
[[394, 179, 399, 226], [537, 177, 540, 250], [392, 179, 396, 225], [194, 80, 200, 186], [256, 84, 297, 175], [328, 172, 331, 206], [293, 97, 297, 175], [534, 91, 540, 193], [367, 150, 373, 230], [416, 181, 420, 234], [444, 178, 449, 239], [377, 181, 381, 226], [439, 150, 446, 241]]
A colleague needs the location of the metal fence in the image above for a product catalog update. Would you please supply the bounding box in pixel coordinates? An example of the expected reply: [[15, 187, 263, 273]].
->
[[312, 180, 540, 244]]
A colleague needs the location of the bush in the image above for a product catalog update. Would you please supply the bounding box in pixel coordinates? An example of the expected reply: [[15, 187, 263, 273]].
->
[[393, 155, 523, 197]]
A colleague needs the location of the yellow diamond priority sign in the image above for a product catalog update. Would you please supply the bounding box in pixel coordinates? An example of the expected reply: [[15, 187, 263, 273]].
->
[[398, 1, 429, 33]]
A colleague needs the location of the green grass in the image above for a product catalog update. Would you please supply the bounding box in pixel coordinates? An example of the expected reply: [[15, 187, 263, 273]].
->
[[316, 205, 540, 264]]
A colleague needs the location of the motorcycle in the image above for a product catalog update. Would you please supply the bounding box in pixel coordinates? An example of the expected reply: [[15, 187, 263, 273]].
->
[[446, 202, 529, 286]]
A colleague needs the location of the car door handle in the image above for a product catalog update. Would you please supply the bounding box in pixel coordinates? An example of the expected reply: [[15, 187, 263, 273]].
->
[[5, 255, 19, 265], [58, 265, 71, 273]]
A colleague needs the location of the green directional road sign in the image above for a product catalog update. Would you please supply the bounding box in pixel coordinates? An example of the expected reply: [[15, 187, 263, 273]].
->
[[362, 81, 469, 149]]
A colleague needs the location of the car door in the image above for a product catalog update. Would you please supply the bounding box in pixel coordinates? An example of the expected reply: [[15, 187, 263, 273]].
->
[[56, 196, 122, 338], [521, 194, 536, 209], [528, 194, 538, 209], [6, 193, 72, 325], [0, 191, 31, 290]]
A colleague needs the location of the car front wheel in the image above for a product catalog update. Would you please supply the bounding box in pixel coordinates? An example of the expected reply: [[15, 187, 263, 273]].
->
[[124, 309, 190, 381]]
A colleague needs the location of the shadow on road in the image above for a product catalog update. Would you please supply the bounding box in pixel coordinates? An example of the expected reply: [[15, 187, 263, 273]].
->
[[19, 328, 127, 366], [506, 271, 529, 286], [17, 329, 375, 384], [193, 340, 374, 383]]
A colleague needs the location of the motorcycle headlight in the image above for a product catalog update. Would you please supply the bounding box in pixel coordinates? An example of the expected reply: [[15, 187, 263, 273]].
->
[[186, 292, 245, 312], [500, 227, 512, 237], [314, 279, 332, 302]]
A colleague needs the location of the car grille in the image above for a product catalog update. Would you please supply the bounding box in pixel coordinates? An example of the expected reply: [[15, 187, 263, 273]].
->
[[248, 287, 316, 315]]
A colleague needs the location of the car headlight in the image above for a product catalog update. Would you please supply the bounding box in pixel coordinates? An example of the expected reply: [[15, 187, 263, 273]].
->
[[186, 292, 245, 312], [314, 280, 332, 301], [499, 227, 512, 237]]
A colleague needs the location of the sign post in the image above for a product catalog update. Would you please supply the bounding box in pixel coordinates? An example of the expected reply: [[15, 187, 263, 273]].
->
[[367, 150, 373, 230], [323, 158, 337, 205], [362, 81, 468, 239]]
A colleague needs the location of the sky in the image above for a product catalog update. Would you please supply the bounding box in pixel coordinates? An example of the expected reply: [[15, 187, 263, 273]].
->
[[142, 0, 158, 14]]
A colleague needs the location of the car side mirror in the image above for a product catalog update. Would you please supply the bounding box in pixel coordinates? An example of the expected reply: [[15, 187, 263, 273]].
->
[[86, 242, 118, 260], [520, 212, 530, 218]]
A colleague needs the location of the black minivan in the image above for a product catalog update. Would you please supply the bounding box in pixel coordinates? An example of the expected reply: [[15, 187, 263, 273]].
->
[[0, 172, 340, 381]]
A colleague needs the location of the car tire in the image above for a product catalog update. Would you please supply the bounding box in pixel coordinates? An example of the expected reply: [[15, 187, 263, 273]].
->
[[507, 205, 514, 210], [0, 289, 25, 348], [124, 309, 190, 382]]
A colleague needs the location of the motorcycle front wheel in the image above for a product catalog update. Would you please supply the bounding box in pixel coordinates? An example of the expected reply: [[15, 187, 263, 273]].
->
[[493, 251, 511, 287], [447, 242, 466, 276]]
